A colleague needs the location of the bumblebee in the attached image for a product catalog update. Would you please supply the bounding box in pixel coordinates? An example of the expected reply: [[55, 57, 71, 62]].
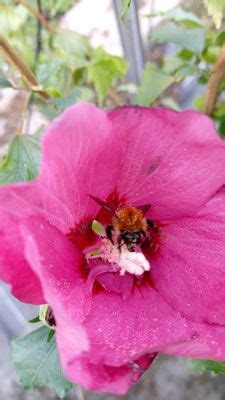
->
[[90, 195, 158, 252], [106, 205, 146, 251]]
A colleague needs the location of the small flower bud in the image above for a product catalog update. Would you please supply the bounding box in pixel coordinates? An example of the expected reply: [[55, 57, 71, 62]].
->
[[39, 305, 56, 329]]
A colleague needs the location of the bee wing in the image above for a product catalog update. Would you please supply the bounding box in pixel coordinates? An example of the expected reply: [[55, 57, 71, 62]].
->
[[89, 195, 114, 213], [138, 204, 151, 215]]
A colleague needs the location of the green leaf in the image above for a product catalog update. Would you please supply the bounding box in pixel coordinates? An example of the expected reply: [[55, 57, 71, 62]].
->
[[37, 105, 59, 119], [75, 86, 95, 103], [175, 64, 202, 80], [163, 55, 186, 74], [0, 4, 28, 34], [214, 102, 225, 117], [120, 0, 132, 21], [193, 95, 204, 112], [29, 316, 41, 324], [87, 47, 127, 106], [205, 0, 225, 29], [165, 6, 203, 27], [38, 87, 95, 119], [202, 45, 220, 63], [177, 48, 195, 60], [47, 329, 55, 343], [36, 59, 63, 89], [48, 88, 81, 112], [135, 63, 174, 106], [40, 0, 74, 16], [215, 115, 225, 138], [0, 134, 41, 184], [146, 7, 203, 28], [215, 31, 225, 46], [191, 359, 225, 374], [151, 22, 205, 54], [54, 29, 90, 69], [11, 326, 73, 398]]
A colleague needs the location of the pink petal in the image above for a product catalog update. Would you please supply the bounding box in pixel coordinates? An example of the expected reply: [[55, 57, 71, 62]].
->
[[0, 179, 72, 303], [20, 215, 225, 392], [87, 259, 134, 299], [82, 286, 202, 365], [108, 106, 225, 219], [0, 214, 44, 304], [96, 268, 134, 299], [20, 215, 90, 354], [0, 102, 121, 301], [157, 322, 225, 362], [151, 187, 225, 325], [83, 285, 225, 365], [38, 103, 122, 232], [18, 216, 189, 380], [86, 262, 118, 293], [0, 184, 46, 304], [63, 353, 156, 395]]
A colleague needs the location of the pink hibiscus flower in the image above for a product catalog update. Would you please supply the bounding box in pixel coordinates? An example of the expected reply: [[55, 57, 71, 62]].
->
[[1, 103, 225, 394]]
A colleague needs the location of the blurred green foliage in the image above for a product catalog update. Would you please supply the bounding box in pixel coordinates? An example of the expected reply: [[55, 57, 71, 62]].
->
[[2, 1, 225, 133], [151, 22, 205, 53], [12, 326, 73, 398], [205, 0, 225, 29], [135, 63, 174, 106], [0, 133, 40, 183], [133, 4, 225, 136], [191, 359, 225, 375], [0, 0, 128, 112]]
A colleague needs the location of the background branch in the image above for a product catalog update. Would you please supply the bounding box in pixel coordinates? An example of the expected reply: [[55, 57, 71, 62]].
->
[[0, 34, 50, 100], [203, 44, 225, 116], [14, 0, 56, 34], [17, 92, 31, 134], [108, 87, 124, 106], [35, 0, 43, 62]]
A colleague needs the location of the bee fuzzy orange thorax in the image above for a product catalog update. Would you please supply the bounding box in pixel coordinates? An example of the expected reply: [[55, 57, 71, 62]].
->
[[113, 205, 147, 232]]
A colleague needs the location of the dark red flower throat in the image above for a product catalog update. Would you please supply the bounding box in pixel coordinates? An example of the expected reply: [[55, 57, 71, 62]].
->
[[69, 189, 160, 260]]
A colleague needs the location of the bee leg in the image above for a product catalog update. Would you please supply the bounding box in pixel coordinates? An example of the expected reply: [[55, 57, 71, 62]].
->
[[117, 235, 124, 253], [147, 219, 159, 232], [106, 224, 114, 243], [140, 229, 147, 238]]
